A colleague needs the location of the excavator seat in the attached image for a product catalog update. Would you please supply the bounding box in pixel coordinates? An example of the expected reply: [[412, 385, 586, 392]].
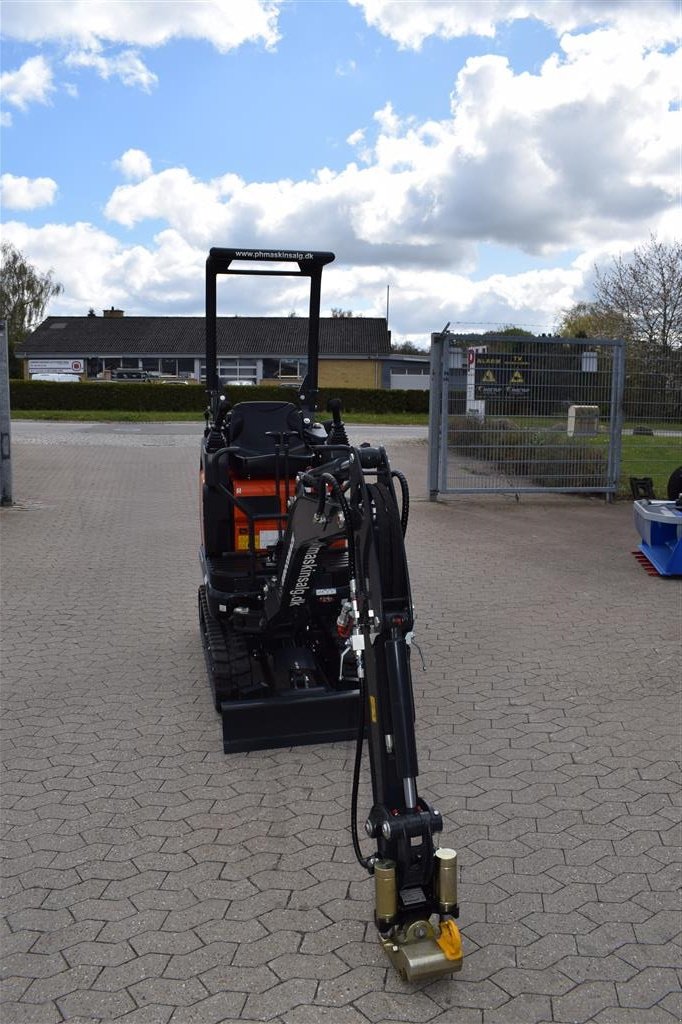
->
[[227, 401, 311, 478]]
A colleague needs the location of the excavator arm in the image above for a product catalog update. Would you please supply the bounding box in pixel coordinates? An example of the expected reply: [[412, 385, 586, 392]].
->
[[264, 432, 463, 981]]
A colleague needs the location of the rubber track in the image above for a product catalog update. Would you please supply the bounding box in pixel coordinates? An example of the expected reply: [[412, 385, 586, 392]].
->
[[198, 585, 253, 708]]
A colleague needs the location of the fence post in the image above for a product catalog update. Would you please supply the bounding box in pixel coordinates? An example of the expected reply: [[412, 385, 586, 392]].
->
[[606, 339, 626, 502], [0, 320, 12, 506], [427, 331, 445, 500]]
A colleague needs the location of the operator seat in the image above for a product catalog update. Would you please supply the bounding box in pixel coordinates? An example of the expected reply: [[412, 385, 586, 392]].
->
[[227, 401, 311, 478]]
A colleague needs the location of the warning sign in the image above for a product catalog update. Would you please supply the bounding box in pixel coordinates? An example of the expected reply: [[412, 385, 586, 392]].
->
[[474, 353, 531, 399]]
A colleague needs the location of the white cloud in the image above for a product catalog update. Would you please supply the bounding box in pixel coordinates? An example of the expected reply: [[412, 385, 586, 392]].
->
[[0, 2, 282, 99], [1, 0, 282, 52], [65, 47, 158, 91], [0, 55, 55, 112], [5, 18, 679, 342], [2, 220, 124, 313], [1, 220, 205, 315], [373, 101, 403, 135], [1, 215, 587, 335], [102, 29, 679, 263], [336, 58, 357, 76], [349, 0, 680, 49], [0, 173, 58, 210], [115, 149, 154, 182]]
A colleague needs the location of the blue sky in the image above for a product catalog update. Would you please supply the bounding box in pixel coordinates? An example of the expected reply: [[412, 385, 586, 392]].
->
[[1, 1, 680, 345]]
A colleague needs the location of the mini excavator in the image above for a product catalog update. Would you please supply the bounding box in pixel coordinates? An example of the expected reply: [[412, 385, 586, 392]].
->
[[198, 248, 463, 981]]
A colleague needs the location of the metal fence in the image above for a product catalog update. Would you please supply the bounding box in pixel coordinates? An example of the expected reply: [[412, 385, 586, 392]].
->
[[428, 334, 627, 498]]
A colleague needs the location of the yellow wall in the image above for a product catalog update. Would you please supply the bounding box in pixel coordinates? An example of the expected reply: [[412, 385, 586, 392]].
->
[[319, 360, 381, 389]]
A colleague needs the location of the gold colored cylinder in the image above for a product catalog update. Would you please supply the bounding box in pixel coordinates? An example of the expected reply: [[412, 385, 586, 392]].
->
[[374, 859, 397, 924], [436, 848, 458, 912]]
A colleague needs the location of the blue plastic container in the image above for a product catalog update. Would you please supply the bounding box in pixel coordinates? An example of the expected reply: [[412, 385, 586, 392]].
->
[[633, 499, 682, 576]]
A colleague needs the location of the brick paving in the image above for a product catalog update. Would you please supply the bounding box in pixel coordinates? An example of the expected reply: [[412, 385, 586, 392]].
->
[[1, 423, 680, 1024]]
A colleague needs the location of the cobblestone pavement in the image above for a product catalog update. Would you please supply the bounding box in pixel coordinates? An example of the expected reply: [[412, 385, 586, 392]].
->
[[1, 424, 680, 1024]]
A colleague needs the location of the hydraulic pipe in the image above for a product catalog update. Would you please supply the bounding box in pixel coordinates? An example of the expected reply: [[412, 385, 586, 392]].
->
[[436, 848, 458, 913], [403, 777, 418, 810], [385, 636, 419, 805], [374, 860, 398, 925]]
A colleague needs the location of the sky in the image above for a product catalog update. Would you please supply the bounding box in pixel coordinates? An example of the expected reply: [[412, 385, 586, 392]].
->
[[1, 0, 680, 347]]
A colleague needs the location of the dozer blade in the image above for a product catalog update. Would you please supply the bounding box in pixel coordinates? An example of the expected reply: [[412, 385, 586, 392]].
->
[[220, 687, 360, 753]]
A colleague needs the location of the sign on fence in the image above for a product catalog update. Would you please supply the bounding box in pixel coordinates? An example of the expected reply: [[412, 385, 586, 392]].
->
[[474, 353, 531, 399]]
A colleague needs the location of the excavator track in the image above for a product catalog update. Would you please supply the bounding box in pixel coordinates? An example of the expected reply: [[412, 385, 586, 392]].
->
[[198, 585, 254, 708], [200, 585, 360, 753]]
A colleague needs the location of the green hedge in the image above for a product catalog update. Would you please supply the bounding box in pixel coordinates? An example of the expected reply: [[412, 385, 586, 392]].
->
[[9, 380, 430, 414]]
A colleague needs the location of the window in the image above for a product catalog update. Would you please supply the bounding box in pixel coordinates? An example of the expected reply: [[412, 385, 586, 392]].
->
[[104, 358, 122, 370], [141, 358, 160, 373], [200, 359, 258, 383], [262, 358, 306, 381], [280, 359, 306, 380], [177, 358, 195, 373], [121, 358, 140, 368], [161, 358, 177, 375]]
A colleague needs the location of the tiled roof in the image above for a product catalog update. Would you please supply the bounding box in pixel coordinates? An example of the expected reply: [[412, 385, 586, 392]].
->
[[17, 316, 391, 358]]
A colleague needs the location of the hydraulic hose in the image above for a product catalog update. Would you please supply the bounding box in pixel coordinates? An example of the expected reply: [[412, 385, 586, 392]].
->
[[308, 470, 356, 583], [391, 470, 409, 536], [350, 669, 373, 872]]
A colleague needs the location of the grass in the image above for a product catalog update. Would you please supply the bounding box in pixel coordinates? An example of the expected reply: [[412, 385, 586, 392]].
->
[[448, 414, 680, 498], [510, 415, 679, 433], [604, 434, 681, 498], [12, 409, 205, 422], [11, 409, 431, 426]]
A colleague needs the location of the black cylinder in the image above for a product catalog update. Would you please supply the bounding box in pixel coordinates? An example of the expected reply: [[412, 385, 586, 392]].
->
[[385, 637, 419, 784]]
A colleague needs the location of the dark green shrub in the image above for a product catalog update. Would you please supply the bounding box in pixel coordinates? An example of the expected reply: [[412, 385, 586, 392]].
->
[[9, 380, 430, 415], [448, 415, 607, 488]]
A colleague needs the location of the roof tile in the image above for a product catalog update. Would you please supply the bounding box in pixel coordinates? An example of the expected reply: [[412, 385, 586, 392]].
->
[[17, 317, 390, 359]]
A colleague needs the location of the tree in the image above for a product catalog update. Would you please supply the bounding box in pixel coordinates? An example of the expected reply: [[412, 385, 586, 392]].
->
[[482, 326, 534, 337], [391, 340, 423, 354], [556, 301, 631, 340], [331, 307, 353, 318], [0, 242, 63, 376], [563, 235, 681, 351]]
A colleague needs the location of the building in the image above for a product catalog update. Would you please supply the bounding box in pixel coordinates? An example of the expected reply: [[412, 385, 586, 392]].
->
[[17, 311, 430, 389]]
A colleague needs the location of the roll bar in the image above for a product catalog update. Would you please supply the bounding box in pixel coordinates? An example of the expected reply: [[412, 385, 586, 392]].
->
[[205, 248, 335, 413]]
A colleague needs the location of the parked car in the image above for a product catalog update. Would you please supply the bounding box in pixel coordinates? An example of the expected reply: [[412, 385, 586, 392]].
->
[[111, 369, 152, 382]]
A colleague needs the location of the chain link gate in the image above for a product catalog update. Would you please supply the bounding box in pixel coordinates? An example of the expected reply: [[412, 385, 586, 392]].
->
[[428, 334, 626, 499]]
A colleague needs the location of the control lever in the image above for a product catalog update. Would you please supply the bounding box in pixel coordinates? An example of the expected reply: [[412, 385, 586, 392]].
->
[[326, 398, 349, 446]]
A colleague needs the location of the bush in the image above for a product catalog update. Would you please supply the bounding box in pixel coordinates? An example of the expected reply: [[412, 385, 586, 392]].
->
[[529, 439, 607, 488], [9, 380, 430, 415], [448, 415, 607, 489]]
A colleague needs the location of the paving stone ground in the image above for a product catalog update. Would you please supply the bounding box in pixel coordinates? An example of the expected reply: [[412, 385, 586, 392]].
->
[[1, 423, 680, 1024]]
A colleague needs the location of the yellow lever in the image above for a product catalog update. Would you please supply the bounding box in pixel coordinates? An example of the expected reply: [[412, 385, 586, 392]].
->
[[436, 919, 462, 961]]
